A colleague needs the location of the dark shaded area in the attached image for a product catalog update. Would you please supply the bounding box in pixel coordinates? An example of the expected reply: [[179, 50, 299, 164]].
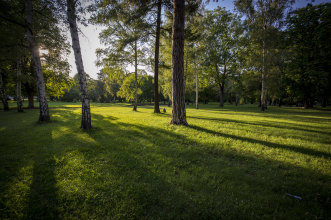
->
[[26, 156, 59, 219]]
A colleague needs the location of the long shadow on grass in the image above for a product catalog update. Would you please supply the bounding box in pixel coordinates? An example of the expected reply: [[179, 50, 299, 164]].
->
[[188, 116, 331, 136], [209, 105, 331, 123], [26, 156, 59, 219], [189, 124, 331, 159], [0, 109, 79, 219]]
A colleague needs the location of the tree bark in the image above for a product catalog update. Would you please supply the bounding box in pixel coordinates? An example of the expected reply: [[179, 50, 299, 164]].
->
[[0, 72, 9, 111], [170, 0, 187, 125], [215, 62, 225, 108], [16, 58, 23, 112], [153, 0, 161, 113], [195, 66, 199, 109], [25, 0, 50, 121], [133, 40, 138, 111], [67, 0, 91, 129], [27, 90, 34, 108], [235, 94, 239, 106], [261, 23, 267, 111], [219, 84, 224, 107], [26, 59, 35, 108]]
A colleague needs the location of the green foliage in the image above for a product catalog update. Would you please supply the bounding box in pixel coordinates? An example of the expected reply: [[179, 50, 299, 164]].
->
[[61, 85, 80, 102], [139, 75, 154, 103], [117, 73, 142, 102], [285, 3, 331, 107]]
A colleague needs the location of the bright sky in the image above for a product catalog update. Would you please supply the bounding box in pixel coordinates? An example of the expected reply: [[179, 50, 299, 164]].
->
[[67, 0, 330, 79]]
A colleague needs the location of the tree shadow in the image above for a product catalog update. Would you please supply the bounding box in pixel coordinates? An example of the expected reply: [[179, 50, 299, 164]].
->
[[25, 155, 59, 219], [188, 115, 331, 137], [188, 124, 331, 159]]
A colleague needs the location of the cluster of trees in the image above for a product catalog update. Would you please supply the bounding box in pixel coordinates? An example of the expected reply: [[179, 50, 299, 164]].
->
[[1, 0, 330, 128], [84, 0, 331, 110]]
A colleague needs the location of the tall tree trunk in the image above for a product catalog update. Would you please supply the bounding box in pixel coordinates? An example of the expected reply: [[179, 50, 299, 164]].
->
[[16, 58, 23, 112], [0, 72, 9, 111], [261, 24, 267, 111], [26, 59, 35, 108], [195, 62, 199, 109], [170, 0, 187, 125], [25, 0, 49, 121], [219, 84, 224, 107], [27, 90, 34, 108], [216, 62, 225, 108], [67, 0, 91, 129], [321, 96, 327, 108], [133, 40, 138, 111], [153, 0, 161, 113]]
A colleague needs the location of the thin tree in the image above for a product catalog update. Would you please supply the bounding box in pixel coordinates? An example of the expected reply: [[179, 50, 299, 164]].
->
[[153, 0, 162, 113], [170, 0, 187, 125], [0, 71, 9, 111], [235, 0, 292, 111], [25, 0, 50, 121], [195, 58, 199, 109], [16, 58, 23, 112], [66, 0, 91, 129]]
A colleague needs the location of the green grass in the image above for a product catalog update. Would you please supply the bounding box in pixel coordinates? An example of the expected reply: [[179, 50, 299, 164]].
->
[[0, 102, 330, 219]]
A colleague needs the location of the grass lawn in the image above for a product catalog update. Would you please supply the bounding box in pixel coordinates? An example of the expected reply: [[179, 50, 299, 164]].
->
[[0, 101, 330, 219]]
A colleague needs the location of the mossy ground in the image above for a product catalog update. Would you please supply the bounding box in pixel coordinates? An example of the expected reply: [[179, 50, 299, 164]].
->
[[0, 101, 330, 219]]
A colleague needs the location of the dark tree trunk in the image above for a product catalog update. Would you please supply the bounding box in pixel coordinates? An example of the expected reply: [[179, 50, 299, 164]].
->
[[67, 0, 91, 129], [321, 96, 327, 107], [16, 58, 23, 112], [26, 59, 35, 109], [28, 90, 34, 108], [133, 40, 138, 111], [170, 0, 187, 125], [219, 84, 224, 107], [304, 99, 313, 109], [261, 24, 267, 111], [168, 99, 171, 107], [195, 61, 198, 109], [0, 72, 9, 111], [153, 0, 161, 113], [216, 62, 226, 108], [25, 0, 50, 121]]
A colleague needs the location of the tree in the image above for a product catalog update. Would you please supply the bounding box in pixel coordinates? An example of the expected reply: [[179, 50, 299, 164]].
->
[[117, 73, 142, 103], [171, 0, 187, 125], [202, 7, 243, 107], [25, 0, 50, 121], [235, 0, 293, 111], [66, 0, 91, 129], [153, 0, 162, 113], [16, 58, 23, 112], [285, 3, 331, 108], [92, 0, 151, 111], [0, 71, 9, 111]]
